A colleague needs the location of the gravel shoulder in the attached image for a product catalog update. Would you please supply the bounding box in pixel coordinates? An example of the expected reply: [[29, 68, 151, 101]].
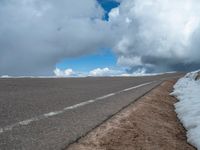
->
[[67, 80, 196, 150]]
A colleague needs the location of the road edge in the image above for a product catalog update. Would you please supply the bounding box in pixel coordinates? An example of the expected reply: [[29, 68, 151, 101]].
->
[[63, 80, 164, 150], [66, 79, 196, 150]]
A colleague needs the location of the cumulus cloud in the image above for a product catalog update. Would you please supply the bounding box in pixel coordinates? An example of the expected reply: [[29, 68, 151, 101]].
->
[[89, 67, 123, 76], [109, 0, 200, 72], [89, 68, 109, 76], [0, 0, 114, 76], [1, 0, 200, 76], [54, 68, 75, 77], [53, 67, 124, 77], [53, 67, 160, 77]]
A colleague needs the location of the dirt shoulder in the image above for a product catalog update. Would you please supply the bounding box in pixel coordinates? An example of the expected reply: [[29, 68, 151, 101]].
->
[[67, 80, 196, 150]]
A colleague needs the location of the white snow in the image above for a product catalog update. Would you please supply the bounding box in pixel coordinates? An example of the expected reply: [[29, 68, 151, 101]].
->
[[171, 70, 200, 149]]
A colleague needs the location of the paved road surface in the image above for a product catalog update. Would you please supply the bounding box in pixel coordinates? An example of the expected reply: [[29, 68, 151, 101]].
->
[[0, 73, 182, 150]]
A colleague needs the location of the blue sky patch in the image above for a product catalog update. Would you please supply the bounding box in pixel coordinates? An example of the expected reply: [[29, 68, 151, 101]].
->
[[56, 1, 120, 72], [56, 49, 117, 72], [97, 0, 120, 20]]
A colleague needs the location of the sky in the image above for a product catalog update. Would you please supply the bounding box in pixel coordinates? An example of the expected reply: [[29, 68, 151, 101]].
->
[[97, 0, 120, 20], [0, 0, 200, 76], [56, 49, 116, 72]]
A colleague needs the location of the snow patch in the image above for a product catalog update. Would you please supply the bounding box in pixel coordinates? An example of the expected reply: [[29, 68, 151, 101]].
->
[[172, 70, 200, 149]]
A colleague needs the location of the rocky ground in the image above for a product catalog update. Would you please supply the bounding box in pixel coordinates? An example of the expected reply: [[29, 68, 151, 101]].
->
[[67, 80, 196, 150]]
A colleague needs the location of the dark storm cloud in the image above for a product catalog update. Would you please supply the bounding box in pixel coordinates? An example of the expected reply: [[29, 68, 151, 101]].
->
[[109, 0, 200, 73], [0, 0, 114, 76]]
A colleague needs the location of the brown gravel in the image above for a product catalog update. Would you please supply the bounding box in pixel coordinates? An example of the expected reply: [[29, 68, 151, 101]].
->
[[67, 80, 196, 150]]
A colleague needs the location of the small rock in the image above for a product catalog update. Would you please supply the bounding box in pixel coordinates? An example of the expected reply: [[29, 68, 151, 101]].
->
[[195, 71, 200, 80]]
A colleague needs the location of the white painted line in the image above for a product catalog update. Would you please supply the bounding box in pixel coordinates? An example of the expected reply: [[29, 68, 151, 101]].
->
[[0, 81, 155, 134], [122, 82, 153, 92], [96, 93, 116, 100]]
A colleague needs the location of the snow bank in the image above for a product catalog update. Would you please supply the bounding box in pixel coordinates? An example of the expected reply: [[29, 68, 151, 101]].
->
[[172, 70, 200, 149]]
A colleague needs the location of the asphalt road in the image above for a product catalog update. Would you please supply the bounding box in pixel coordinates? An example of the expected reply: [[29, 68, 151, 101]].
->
[[0, 73, 182, 150]]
